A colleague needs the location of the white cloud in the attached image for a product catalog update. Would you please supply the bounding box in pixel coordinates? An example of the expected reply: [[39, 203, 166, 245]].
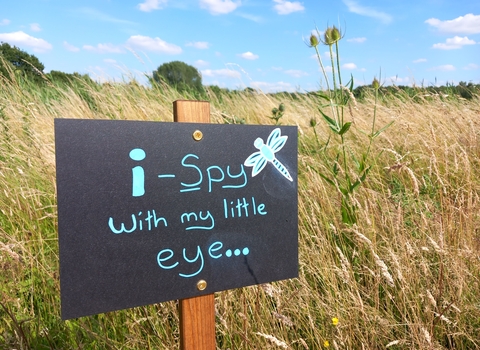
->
[[126, 35, 182, 54], [30, 23, 41, 32], [104, 58, 117, 64], [432, 36, 476, 50], [342, 62, 357, 70], [284, 69, 308, 78], [78, 7, 137, 25], [347, 37, 366, 43], [238, 51, 259, 60], [186, 41, 210, 49], [273, 0, 305, 15], [199, 0, 241, 15], [430, 64, 456, 71], [324, 65, 333, 73], [342, 0, 392, 24], [0, 19, 10, 26], [194, 59, 209, 67], [202, 68, 241, 79], [63, 41, 80, 52], [138, 0, 168, 12], [389, 76, 410, 84], [413, 58, 427, 63], [238, 13, 263, 22], [463, 63, 479, 70], [0, 31, 52, 53], [310, 52, 336, 60], [324, 51, 336, 59], [425, 13, 480, 35], [83, 43, 124, 54], [251, 81, 294, 93]]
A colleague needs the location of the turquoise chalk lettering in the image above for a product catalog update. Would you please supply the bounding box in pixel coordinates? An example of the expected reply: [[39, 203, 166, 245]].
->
[[180, 154, 202, 192], [108, 215, 136, 234], [208, 241, 223, 259], [129, 148, 146, 197], [181, 210, 215, 230], [109, 210, 167, 234], [222, 196, 266, 218], [157, 249, 179, 269], [156, 242, 249, 278], [179, 246, 204, 278], [222, 165, 247, 189], [206, 165, 224, 192]]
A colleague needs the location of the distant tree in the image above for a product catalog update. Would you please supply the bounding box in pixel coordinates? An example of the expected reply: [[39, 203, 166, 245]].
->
[[457, 81, 474, 100], [46, 70, 93, 86], [0, 42, 45, 83], [205, 84, 228, 102], [352, 85, 370, 100], [152, 61, 204, 95]]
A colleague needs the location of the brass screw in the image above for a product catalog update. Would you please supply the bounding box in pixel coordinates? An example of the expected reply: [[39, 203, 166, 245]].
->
[[197, 280, 207, 291], [192, 130, 203, 141]]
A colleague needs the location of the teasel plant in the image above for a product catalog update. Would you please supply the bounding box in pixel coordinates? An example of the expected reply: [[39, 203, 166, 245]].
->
[[308, 25, 392, 225]]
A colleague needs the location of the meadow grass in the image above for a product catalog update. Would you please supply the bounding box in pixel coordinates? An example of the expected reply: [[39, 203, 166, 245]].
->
[[1, 70, 480, 349]]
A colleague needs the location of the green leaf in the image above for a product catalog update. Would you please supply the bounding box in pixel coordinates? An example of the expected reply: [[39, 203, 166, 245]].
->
[[333, 153, 340, 175], [349, 166, 371, 192], [372, 121, 394, 139], [341, 198, 357, 225], [338, 121, 352, 135], [360, 166, 371, 182], [308, 165, 336, 187], [318, 172, 335, 187], [350, 180, 360, 192], [333, 161, 339, 175], [319, 109, 340, 132], [349, 149, 361, 170], [339, 186, 349, 196], [314, 91, 331, 101], [348, 74, 354, 91], [322, 135, 331, 152]]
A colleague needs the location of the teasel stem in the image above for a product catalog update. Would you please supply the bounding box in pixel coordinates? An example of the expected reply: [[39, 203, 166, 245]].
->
[[311, 30, 338, 125], [335, 41, 342, 88], [311, 30, 331, 94]]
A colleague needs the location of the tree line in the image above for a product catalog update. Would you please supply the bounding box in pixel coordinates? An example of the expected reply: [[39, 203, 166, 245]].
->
[[1, 42, 478, 100]]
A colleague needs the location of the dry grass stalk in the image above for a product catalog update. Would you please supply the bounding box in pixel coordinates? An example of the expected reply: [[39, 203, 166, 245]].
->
[[256, 332, 289, 349]]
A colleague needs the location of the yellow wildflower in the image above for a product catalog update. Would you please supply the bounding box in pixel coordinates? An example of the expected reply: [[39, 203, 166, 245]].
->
[[324, 340, 330, 347], [332, 317, 339, 326]]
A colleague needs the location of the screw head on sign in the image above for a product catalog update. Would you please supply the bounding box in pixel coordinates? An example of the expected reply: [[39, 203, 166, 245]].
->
[[192, 130, 203, 141], [197, 280, 207, 291]]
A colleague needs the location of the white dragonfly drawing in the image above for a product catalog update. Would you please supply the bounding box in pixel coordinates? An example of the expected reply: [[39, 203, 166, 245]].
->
[[244, 128, 293, 182]]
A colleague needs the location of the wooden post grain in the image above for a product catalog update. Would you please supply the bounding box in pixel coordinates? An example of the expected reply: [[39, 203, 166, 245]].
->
[[174, 100, 216, 350]]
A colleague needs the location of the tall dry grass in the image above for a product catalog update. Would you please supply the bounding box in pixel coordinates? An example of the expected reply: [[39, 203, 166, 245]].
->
[[1, 72, 479, 349]]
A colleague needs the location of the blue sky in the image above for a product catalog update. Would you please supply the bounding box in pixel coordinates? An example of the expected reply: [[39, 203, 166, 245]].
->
[[1, 0, 479, 92]]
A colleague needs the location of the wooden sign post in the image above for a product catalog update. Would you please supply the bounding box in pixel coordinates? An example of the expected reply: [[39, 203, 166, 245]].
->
[[174, 100, 216, 350]]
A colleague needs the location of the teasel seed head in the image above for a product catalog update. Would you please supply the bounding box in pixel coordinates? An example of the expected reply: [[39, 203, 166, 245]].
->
[[309, 34, 319, 47], [324, 26, 341, 45]]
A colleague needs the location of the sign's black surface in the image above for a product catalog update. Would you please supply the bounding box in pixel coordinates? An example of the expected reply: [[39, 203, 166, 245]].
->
[[55, 119, 298, 320]]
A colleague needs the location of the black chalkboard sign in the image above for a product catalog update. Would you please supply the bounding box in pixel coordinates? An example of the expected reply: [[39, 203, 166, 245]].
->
[[55, 119, 298, 320]]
